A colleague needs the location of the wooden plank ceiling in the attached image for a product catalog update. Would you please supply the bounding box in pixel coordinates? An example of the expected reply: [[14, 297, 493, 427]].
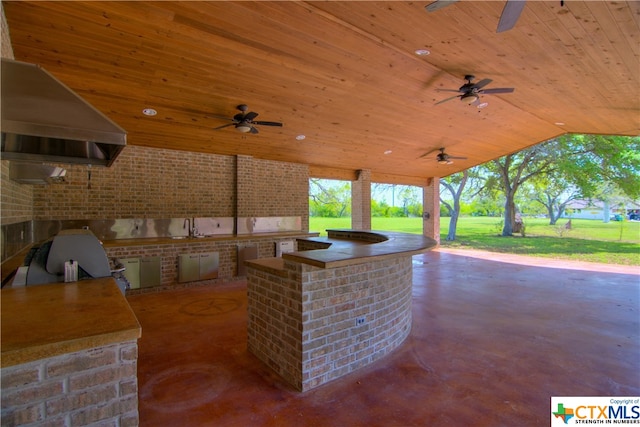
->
[[3, 1, 639, 184]]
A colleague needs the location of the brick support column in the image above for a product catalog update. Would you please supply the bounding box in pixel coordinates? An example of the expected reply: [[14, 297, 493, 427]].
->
[[422, 178, 440, 243], [351, 169, 371, 230], [236, 155, 254, 219]]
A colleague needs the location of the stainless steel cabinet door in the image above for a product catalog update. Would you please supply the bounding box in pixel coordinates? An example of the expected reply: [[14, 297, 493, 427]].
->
[[178, 254, 200, 283], [120, 258, 140, 289], [140, 256, 161, 288], [199, 252, 219, 280]]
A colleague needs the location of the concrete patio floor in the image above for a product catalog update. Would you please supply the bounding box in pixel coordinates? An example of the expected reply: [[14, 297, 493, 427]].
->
[[126, 249, 640, 426]]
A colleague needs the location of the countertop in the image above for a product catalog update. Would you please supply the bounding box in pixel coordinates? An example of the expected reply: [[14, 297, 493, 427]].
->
[[1, 231, 320, 284], [100, 231, 319, 248], [251, 230, 438, 270], [1, 277, 141, 367]]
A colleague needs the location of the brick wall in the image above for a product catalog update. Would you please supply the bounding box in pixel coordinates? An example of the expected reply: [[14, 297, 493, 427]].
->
[[247, 255, 413, 392], [247, 260, 304, 389], [25, 145, 308, 226], [1, 144, 310, 262], [0, 340, 139, 426], [1, 161, 34, 226], [31, 146, 237, 220], [236, 154, 309, 227]]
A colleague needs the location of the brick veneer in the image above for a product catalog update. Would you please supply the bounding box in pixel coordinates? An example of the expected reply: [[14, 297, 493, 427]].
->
[[1, 144, 310, 268], [423, 179, 440, 242], [247, 255, 413, 391], [0, 341, 139, 426], [29, 146, 308, 225], [351, 169, 371, 230], [0, 161, 34, 226], [0, 145, 307, 228]]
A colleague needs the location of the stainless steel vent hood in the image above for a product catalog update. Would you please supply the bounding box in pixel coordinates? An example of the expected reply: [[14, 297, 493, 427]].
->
[[10, 163, 66, 185], [1, 58, 126, 167]]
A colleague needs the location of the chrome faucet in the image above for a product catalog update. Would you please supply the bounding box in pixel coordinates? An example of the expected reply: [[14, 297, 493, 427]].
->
[[183, 218, 191, 237]]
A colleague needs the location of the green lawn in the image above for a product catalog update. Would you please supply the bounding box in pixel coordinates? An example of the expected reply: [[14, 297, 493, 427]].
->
[[309, 216, 640, 266]]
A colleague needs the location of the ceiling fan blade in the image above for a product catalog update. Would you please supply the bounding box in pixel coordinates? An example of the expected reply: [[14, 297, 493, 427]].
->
[[436, 88, 463, 93], [435, 94, 461, 105], [244, 111, 259, 121], [419, 147, 442, 159], [497, 0, 526, 33], [213, 123, 235, 130], [233, 112, 245, 122], [481, 87, 515, 94], [211, 114, 234, 121], [425, 0, 458, 13], [249, 126, 259, 134], [473, 78, 493, 90], [253, 121, 283, 127], [449, 156, 468, 160]]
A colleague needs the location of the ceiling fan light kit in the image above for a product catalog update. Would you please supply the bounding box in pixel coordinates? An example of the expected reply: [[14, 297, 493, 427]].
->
[[461, 93, 479, 104]]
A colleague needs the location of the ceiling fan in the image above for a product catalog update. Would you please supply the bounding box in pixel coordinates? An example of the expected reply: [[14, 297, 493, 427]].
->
[[435, 75, 514, 106], [213, 104, 283, 134], [436, 148, 467, 164], [425, 0, 527, 33], [420, 147, 468, 164]]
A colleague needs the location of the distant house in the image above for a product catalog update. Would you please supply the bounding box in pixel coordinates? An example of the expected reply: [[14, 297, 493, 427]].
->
[[563, 199, 640, 221]]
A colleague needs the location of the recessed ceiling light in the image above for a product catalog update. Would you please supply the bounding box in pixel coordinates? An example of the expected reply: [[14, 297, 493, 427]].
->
[[142, 108, 157, 116], [296, 135, 306, 141], [384, 150, 393, 155], [555, 122, 565, 126], [414, 49, 430, 56], [477, 102, 489, 109]]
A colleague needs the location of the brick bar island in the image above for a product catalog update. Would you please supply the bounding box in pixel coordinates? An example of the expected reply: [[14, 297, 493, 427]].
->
[[246, 230, 437, 391], [1, 278, 141, 426]]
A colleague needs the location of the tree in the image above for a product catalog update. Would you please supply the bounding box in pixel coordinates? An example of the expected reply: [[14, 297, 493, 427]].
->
[[440, 171, 469, 241], [483, 135, 640, 236], [397, 186, 421, 216], [439, 167, 484, 240], [371, 199, 392, 217], [524, 174, 581, 225], [485, 144, 555, 236], [555, 134, 640, 200], [589, 182, 633, 223], [309, 179, 351, 217], [371, 184, 422, 217]]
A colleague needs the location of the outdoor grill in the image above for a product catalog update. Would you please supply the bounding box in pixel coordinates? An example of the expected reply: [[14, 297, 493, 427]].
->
[[17, 228, 129, 293]]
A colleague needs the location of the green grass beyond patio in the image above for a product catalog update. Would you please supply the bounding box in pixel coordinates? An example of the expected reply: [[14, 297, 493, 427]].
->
[[309, 217, 640, 266]]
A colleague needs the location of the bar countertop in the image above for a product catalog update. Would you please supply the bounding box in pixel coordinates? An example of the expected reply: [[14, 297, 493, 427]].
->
[[279, 229, 437, 269], [1, 277, 141, 367], [100, 231, 320, 248]]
